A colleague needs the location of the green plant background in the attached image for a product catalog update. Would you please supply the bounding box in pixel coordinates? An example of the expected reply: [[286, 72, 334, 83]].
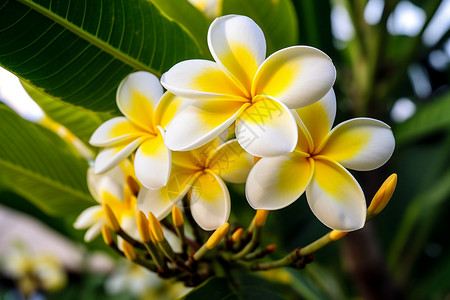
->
[[0, 0, 449, 299]]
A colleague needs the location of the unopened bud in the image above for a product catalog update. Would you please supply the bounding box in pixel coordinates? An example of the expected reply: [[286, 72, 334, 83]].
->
[[126, 176, 140, 196], [137, 211, 151, 243], [255, 210, 269, 227], [148, 212, 164, 242], [121, 240, 136, 261], [367, 174, 397, 217], [172, 206, 184, 227], [206, 223, 229, 250], [231, 228, 243, 243], [103, 204, 120, 232], [101, 225, 114, 246]]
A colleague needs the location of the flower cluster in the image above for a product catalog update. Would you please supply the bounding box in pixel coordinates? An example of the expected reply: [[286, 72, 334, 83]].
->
[[74, 15, 395, 283]]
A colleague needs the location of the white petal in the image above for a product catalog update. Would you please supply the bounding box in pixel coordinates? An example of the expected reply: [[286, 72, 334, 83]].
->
[[246, 154, 312, 209], [165, 101, 247, 151], [84, 221, 104, 242], [253, 46, 336, 108], [235, 97, 297, 157], [117, 72, 163, 130], [134, 128, 171, 190], [306, 159, 366, 231], [94, 138, 143, 174], [190, 172, 230, 230], [319, 118, 395, 171], [208, 15, 266, 95], [154, 92, 195, 130], [89, 117, 144, 147], [161, 60, 247, 101], [73, 206, 103, 229]]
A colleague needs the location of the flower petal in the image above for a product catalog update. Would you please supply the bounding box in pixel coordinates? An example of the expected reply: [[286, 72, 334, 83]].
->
[[295, 89, 336, 149], [306, 159, 366, 231], [74, 206, 103, 229], [89, 117, 144, 147], [134, 128, 171, 190], [154, 92, 194, 129], [165, 101, 248, 151], [117, 72, 163, 131], [246, 154, 312, 209], [319, 118, 395, 171], [252, 46, 336, 108], [137, 166, 198, 219], [190, 171, 230, 230], [235, 97, 297, 157], [161, 59, 247, 101], [208, 15, 266, 95], [94, 138, 143, 174], [207, 139, 254, 183], [84, 221, 104, 242]]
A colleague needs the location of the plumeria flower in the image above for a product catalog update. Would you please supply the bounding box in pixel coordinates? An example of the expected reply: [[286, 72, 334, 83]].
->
[[90, 71, 187, 189], [161, 15, 336, 158], [188, 0, 223, 19], [137, 138, 254, 230], [74, 161, 140, 242], [246, 90, 395, 231]]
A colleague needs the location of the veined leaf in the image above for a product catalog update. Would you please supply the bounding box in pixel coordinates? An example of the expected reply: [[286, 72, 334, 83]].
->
[[150, 0, 211, 57], [0, 105, 95, 216], [0, 0, 202, 113], [22, 81, 112, 148], [394, 91, 450, 145], [222, 0, 299, 55]]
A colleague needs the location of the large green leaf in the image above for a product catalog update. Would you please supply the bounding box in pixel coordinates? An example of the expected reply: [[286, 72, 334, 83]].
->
[[394, 91, 450, 145], [0, 0, 202, 113], [0, 105, 95, 216], [222, 0, 299, 55], [150, 0, 211, 57], [22, 81, 112, 148]]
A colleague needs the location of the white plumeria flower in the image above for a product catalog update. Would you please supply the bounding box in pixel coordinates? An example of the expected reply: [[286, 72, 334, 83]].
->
[[246, 90, 395, 231], [90, 72, 187, 189], [74, 162, 139, 242], [161, 15, 336, 158], [188, 0, 223, 19], [137, 138, 254, 230]]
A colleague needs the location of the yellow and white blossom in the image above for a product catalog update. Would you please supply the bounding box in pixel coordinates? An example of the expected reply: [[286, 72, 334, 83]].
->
[[246, 90, 395, 231], [74, 161, 139, 242], [137, 139, 254, 230], [90, 72, 187, 189], [188, 0, 223, 19], [161, 15, 336, 158]]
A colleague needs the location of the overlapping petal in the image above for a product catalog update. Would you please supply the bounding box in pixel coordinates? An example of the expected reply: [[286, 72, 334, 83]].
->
[[134, 129, 171, 190], [189, 171, 230, 230], [94, 138, 143, 174], [319, 118, 395, 171], [165, 101, 249, 151], [246, 154, 312, 209], [252, 46, 336, 109], [117, 72, 163, 131], [296, 89, 336, 149], [73, 206, 103, 229], [161, 60, 247, 101], [89, 117, 144, 147], [207, 139, 254, 183], [84, 222, 104, 242], [306, 159, 366, 231], [154, 92, 194, 130], [208, 15, 266, 95], [235, 98, 297, 157]]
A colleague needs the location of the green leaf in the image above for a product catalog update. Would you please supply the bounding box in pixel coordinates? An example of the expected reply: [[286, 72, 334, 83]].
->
[[0, 0, 202, 113], [149, 0, 211, 57], [0, 105, 95, 216], [394, 90, 450, 146], [22, 81, 112, 148], [222, 0, 299, 55]]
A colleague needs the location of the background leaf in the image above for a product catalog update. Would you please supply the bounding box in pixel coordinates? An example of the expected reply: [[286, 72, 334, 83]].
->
[[222, 0, 299, 55], [0, 0, 202, 113], [22, 81, 112, 149], [0, 105, 94, 216]]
